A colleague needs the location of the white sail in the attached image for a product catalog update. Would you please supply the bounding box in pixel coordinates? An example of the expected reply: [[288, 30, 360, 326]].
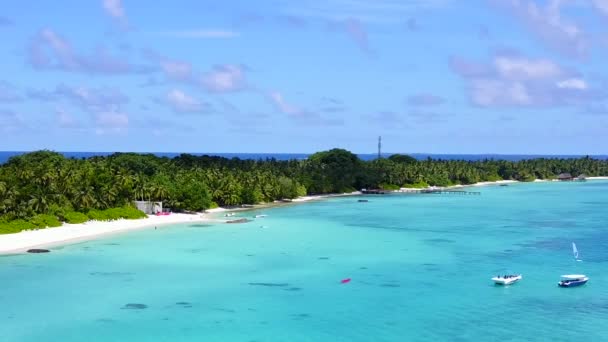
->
[[572, 242, 579, 260]]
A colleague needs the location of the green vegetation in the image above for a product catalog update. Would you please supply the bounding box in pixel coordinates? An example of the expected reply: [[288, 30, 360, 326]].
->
[[1, 149, 607, 234], [29, 214, 62, 228], [86, 207, 147, 221], [63, 211, 89, 224], [379, 184, 401, 191], [0, 219, 35, 234], [402, 181, 430, 189]]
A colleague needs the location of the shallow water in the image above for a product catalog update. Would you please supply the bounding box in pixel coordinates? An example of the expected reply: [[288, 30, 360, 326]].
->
[[2, 181, 608, 341]]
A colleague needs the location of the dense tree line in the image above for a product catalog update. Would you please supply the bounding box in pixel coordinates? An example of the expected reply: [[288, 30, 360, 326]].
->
[[1, 149, 607, 233]]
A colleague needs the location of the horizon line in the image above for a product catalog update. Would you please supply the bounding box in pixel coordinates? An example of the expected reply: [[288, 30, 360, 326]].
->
[[0, 150, 605, 156]]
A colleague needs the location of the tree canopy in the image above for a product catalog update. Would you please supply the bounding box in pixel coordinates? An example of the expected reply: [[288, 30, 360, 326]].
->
[[1, 150, 607, 233]]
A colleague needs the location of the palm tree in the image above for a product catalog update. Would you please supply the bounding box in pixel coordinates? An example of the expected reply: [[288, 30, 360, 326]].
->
[[98, 184, 118, 209], [28, 191, 50, 213], [150, 183, 168, 202], [74, 186, 97, 210]]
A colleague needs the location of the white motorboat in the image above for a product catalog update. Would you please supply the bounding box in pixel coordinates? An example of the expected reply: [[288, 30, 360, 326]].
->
[[558, 274, 588, 287], [492, 274, 522, 285]]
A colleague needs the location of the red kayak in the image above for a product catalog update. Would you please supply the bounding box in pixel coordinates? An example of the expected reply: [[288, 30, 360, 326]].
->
[[341, 278, 351, 284]]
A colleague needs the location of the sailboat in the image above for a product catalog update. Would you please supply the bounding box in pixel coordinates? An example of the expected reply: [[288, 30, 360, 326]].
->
[[572, 242, 582, 262], [557, 242, 588, 287]]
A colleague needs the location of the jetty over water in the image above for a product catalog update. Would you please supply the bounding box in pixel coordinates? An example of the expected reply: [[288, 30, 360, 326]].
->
[[396, 189, 481, 195], [362, 189, 481, 195]]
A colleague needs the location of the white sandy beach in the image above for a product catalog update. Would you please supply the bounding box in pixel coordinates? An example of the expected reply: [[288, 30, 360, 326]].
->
[[1, 178, 606, 254], [291, 191, 361, 202], [0, 211, 225, 255], [0, 196, 341, 254], [468, 180, 519, 187], [398, 179, 518, 191]]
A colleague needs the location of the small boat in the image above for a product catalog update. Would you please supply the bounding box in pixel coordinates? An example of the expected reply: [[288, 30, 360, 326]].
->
[[358, 199, 368, 203], [254, 214, 267, 218], [558, 274, 588, 287], [492, 274, 522, 285]]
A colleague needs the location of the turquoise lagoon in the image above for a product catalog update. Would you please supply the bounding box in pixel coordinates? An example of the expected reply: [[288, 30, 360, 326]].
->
[[2, 181, 608, 341]]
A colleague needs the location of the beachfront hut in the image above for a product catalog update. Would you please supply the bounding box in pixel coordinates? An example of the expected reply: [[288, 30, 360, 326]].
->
[[557, 173, 573, 181], [134, 201, 162, 214]]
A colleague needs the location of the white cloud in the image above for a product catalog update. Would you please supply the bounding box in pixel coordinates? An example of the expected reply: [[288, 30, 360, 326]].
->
[[34, 29, 77, 68], [102, 0, 125, 18], [269, 91, 304, 116], [592, 0, 608, 15], [144, 50, 248, 93], [491, 0, 588, 58], [28, 29, 148, 74], [54, 84, 129, 112], [451, 52, 599, 107], [166, 89, 207, 113], [161, 59, 193, 82], [27, 84, 129, 113], [557, 78, 588, 90], [494, 57, 562, 80], [470, 79, 532, 106], [202, 65, 247, 93], [102, 0, 128, 27], [29, 84, 130, 132], [268, 91, 343, 126]]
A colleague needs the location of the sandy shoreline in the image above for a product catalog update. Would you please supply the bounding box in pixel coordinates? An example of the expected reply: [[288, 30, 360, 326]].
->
[[0, 212, 228, 255], [1, 178, 606, 255], [0, 194, 351, 255]]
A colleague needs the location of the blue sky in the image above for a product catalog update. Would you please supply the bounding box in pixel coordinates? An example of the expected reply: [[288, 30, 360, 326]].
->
[[0, 0, 607, 154]]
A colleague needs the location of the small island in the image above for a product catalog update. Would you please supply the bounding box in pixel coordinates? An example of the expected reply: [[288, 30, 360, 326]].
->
[[1, 149, 606, 235]]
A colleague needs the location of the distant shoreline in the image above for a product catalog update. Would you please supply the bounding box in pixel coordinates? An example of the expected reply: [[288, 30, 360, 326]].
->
[[1, 178, 606, 255]]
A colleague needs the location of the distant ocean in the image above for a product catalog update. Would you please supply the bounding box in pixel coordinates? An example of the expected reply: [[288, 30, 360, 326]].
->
[[1, 151, 607, 164]]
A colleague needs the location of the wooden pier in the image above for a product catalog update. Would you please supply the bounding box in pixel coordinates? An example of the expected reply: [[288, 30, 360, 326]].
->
[[362, 189, 481, 195], [396, 189, 481, 195]]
